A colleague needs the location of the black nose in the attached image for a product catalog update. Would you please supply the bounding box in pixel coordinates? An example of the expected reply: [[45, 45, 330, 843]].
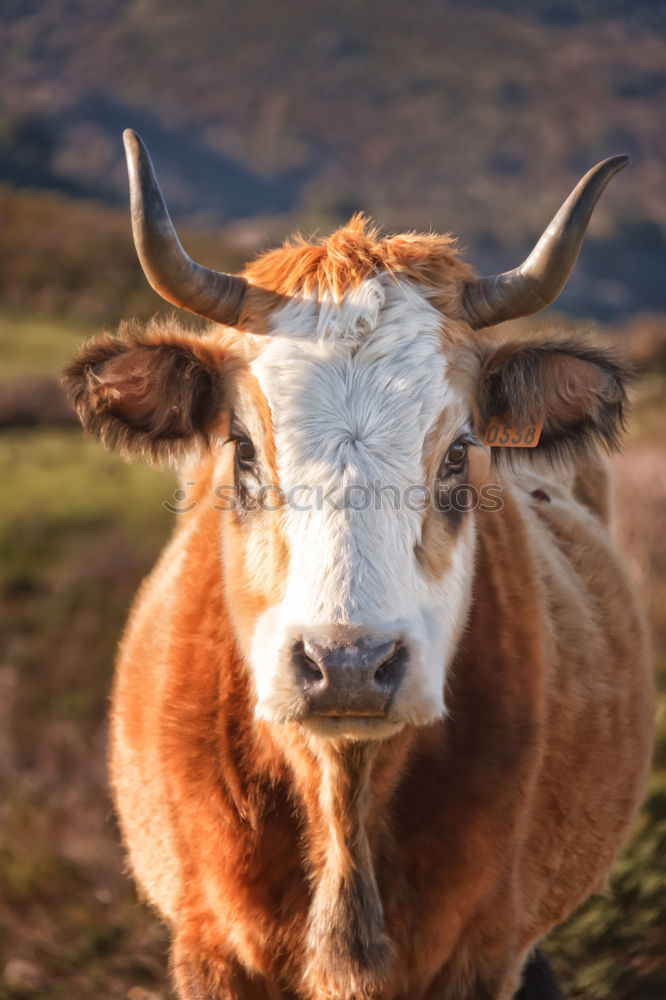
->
[[293, 634, 406, 716]]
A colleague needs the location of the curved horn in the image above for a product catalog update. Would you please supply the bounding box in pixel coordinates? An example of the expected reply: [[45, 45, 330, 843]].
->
[[123, 129, 247, 326], [461, 155, 628, 330]]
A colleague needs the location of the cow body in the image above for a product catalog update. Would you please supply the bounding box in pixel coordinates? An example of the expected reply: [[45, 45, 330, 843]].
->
[[109, 428, 650, 1000], [64, 140, 653, 1000]]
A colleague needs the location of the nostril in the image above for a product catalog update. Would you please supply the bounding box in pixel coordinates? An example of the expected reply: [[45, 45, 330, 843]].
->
[[294, 643, 325, 684], [373, 642, 406, 689], [302, 654, 324, 683]]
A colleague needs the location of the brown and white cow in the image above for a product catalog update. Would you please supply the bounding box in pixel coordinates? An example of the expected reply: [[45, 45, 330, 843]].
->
[[64, 132, 653, 1000]]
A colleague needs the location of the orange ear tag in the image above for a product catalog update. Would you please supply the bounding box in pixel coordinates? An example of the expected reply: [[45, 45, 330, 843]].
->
[[482, 413, 543, 448]]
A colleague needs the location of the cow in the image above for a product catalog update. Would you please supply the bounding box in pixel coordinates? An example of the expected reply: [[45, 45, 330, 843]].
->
[[63, 131, 653, 1000]]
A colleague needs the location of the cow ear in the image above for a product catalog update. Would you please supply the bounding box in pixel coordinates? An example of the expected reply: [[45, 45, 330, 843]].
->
[[477, 336, 632, 465], [62, 322, 230, 466]]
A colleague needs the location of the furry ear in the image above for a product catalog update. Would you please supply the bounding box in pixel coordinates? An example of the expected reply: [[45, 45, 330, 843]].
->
[[62, 320, 232, 465], [477, 335, 632, 465]]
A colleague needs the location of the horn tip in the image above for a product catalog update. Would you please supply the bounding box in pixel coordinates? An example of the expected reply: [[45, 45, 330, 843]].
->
[[123, 128, 144, 157], [601, 153, 630, 173]]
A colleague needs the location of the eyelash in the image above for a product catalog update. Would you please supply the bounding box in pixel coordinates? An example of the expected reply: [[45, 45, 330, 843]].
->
[[440, 435, 476, 475], [451, 434, 477, 452], [226, 427, 257, 470]]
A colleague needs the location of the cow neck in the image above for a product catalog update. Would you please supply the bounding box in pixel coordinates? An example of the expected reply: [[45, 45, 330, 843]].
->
[[256, 721, 412, 999]]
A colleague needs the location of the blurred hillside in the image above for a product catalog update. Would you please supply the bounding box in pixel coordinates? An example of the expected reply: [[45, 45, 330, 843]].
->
[[0, 2, 665, 997], [1, 0, 665, 318]]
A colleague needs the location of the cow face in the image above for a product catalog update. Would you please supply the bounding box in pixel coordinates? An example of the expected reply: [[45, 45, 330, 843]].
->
[[227, 274, 478, 740], [64, 250, 629, 742]]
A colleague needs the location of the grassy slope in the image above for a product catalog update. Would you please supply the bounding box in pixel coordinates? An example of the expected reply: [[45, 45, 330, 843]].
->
[[0, 313, 664, 998], [0, 314, 173, 998]]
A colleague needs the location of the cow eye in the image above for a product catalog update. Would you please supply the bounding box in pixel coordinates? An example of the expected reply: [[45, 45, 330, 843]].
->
[[235, 436, 257, 469], [440, 440, 468, 476]]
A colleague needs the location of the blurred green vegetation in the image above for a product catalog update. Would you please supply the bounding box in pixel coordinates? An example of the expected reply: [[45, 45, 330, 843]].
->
[[0, 448, 173, 998], [0, 311, 89, 376], [0, 313, 174, 997], [0, 307, 664, 998], [0, 188, 246, 326]]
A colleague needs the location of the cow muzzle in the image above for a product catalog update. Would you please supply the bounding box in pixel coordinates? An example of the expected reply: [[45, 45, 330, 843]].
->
[[291, 630, 407, 736]]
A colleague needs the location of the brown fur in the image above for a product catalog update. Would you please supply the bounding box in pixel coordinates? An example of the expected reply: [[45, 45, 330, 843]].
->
[[242, 214, 474, 321], [63, 218, 653, 1000], [105, 465, 651, 1000]]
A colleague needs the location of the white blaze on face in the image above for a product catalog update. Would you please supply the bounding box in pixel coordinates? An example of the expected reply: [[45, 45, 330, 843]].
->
[[248, 274, 476, 729]]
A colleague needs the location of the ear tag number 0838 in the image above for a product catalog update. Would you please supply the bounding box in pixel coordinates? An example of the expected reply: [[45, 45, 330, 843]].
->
[[483, 413, 543, 448]]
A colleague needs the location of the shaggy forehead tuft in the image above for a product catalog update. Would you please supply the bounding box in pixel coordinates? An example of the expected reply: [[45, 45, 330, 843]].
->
[[249, 274, 464, 494], [243, 213, 475, 304]]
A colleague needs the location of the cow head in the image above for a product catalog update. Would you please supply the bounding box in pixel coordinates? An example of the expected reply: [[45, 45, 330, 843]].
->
[[64, 132, 630, 742]]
